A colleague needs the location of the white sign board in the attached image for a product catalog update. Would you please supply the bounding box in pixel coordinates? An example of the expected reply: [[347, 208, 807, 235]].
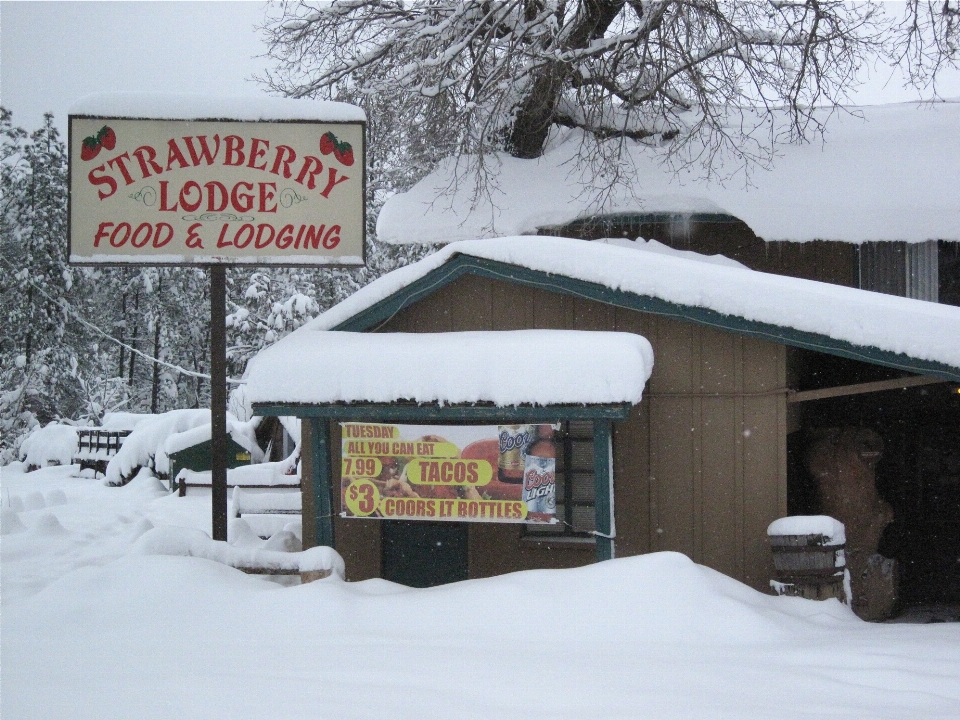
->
[[69, 116, 364, 265]]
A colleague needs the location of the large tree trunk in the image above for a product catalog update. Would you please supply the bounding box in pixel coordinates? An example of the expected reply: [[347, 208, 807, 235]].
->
[[508, 0, 626, 158]]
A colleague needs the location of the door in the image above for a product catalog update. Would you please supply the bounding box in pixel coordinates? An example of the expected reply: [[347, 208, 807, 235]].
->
[[381, 520, 469, 587]]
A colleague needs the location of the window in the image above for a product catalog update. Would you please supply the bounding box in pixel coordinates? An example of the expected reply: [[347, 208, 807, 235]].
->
[[524, 420, 596, 539]]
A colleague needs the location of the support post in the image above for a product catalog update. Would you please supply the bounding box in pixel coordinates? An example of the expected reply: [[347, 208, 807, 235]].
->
[[210, 265, 228, 541], [593, 419, 615, 561], [309, 418, 335, 548]]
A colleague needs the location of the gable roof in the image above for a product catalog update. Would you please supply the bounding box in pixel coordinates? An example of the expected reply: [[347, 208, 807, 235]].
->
[[294, 236, 960, 382], [377, 101, 960, 244]]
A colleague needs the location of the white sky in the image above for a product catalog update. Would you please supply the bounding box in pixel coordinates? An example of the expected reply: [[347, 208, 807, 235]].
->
[[2, 1, 959, 137]]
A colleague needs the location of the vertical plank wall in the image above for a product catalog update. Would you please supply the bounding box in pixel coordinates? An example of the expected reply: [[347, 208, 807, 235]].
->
[[334, 274, 788, 591]]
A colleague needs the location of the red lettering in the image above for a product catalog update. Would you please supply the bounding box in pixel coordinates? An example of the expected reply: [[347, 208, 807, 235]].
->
[[106, 153, 135, 186], [254, 224, 275, 249], [217, 224, 232, 248], [467, 462, 479, 484], [323, 225, 341, 250], [88, 166, 117, 200], [205, 181, 229, 212], [110, 223, 131, 247], [303, 224, 325, 250], [258, 182, 277, 213], [319, 167, 350, 199], [295, 155, 323, 189], [132, 146, 163, 179], [179, 181, 203, 212], [93, 222, 112, 247], [183, 135, 220, 166], [231, 182, 254, 213], [165, 139, 191, 171], [130, 222, 152, 248], [233, 224, 254, 249], [269, 145, 296, 178], [159, 181, 178, 212], [224, 135, 245, 166], [154, 223, 173, 248], [275, 224, 294, 249], [185, 223, 203, 249], [246, 138, 269, 170], [293, 225, 306, 249]]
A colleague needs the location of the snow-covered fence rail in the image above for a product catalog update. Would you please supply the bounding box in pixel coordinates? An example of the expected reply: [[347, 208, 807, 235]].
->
[[75, 429, 132, 474]]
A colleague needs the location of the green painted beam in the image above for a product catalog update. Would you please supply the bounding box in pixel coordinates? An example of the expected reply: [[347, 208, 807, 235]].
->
[[253, 402, 633, 422], [593, 419, 614, 562], [309, 418, 335, 548], [332, 254, 960, 382]]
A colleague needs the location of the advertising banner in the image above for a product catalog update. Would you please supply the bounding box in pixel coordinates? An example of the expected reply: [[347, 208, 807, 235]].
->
[[69, 117, 364, 265], [340, 423, 559, 524]]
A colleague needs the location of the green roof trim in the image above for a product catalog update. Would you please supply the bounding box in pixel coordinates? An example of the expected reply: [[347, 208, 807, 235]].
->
[[331, 253, 960, 383], [252, 403, 633, 422]]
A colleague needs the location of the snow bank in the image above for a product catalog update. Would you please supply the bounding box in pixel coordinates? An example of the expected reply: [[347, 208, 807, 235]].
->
[[99, 412, 154, 431], [105, 409, 217, 485], [3, 460, 960, 720], [70, 91, 366, 122], [291, 236, 960, 375], [131, 526, 344, 577], [768, 516, 846, 545], [247, 329, 653, 406], [18, 423, 78, 468], [377, 101, 960, 244]]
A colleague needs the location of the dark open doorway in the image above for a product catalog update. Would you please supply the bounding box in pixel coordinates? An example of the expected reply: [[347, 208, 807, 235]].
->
[[787, 350, 960, 615], [381, 521, 469, 588]]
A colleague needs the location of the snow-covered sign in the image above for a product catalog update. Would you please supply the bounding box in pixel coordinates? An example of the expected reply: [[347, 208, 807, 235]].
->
[[68, 92, 365, 266], [340, 422, 562, 525]]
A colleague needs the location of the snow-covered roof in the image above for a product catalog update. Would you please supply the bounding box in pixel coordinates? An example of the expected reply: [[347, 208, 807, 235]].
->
[[377, 101, 960, 244], [281, 236, 960, 379], [246, 330, 653, 407], [163, 418, 263, 461], [70, 92, 366, 123]]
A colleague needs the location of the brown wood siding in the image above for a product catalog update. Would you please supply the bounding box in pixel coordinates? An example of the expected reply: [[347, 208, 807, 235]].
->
[[344, 273, 787, 591]]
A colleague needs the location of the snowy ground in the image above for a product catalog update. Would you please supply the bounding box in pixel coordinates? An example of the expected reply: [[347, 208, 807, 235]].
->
[[3, 463, 960, 720]]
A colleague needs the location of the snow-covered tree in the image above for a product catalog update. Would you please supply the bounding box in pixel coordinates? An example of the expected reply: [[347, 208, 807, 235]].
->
[[260, 1, 959, 194]]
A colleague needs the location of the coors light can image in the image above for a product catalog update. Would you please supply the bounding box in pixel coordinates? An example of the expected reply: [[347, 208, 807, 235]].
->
[[523, 425, 557, 522]]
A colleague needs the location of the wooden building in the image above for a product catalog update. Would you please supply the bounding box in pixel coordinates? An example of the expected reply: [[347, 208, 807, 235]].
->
[[249, 237, 960, 598]]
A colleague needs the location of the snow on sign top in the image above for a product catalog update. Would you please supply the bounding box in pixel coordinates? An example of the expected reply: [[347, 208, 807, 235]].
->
[[294, 236, 960, 375], [377, 100, 960, 244], [68, 93, 365, 267], [69, 92, 366, 122], [245, 330, 653, 407]]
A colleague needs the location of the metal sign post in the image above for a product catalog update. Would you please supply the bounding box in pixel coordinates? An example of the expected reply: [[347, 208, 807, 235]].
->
[[210, 265, 228, 541]]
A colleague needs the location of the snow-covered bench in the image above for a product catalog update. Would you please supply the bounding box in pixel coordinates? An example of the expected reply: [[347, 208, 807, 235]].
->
[[75, 429, 132, 474], [230, 486, 302, 540]]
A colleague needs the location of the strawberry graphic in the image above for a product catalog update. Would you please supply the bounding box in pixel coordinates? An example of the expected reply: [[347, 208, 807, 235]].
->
[[319, 131, 354, 166], [98, 126, 117, 151], [335, 144, 355, 166], [319, 132, 336, 156], [80, 135, 101, 161]]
